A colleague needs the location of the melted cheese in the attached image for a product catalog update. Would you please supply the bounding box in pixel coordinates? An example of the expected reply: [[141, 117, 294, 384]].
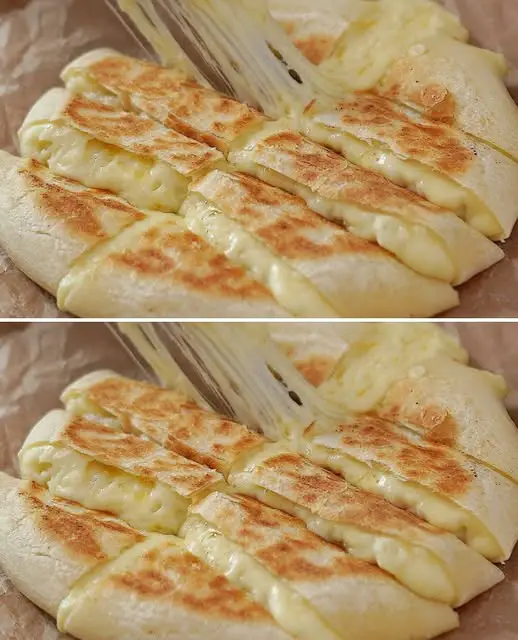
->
[[301, 118, 499, 238], [230, 479, 455, 604], [19, 443, 188, 533], [303, 441, 500, 560], [19, 122, 188, 212], [181, 517, 340, 640], [320, 324, 468, 411], [228, 153, 455, 282], [181, 195, 339, 317]]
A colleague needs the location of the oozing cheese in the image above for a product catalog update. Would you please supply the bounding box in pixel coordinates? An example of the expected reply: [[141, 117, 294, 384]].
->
[[228, 153, 455, 282], [19, 443, 189, 533], [181, 195, 339, 318], [230, 479, 455, 604], [181, 517, 340, 640], [301, 118, 499, 238], [303, 441, 500, 560], [19, 122, 188, 212]]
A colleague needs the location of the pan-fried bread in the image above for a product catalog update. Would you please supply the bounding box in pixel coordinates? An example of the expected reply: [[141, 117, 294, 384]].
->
[[62, 371, 266, 476], [181, 193, 340, 318], [56, 214, 288, 317], [60, 534, 291, 640], [61, 49, 267, 153], [379, 356, 518, 484], [182, 491, 459, 640], [18, 409, 225, 533], [319, 323, 468, 411], [379, 35, 518, 163], [302, 414, 518, 561], [0, 150, 146, 296], [0, 472, 144, 618], [185, 170, 459, 317], [229, 121, 500, 284], [320, 0, 468, 90], [18, 88, 225, 212], [301, 91, 518, 240], [228, 443, 503, 605], [0, 474, 289, 640]]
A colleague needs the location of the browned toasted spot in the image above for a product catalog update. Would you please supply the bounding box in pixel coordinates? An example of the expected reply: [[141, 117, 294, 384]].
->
[[335, 414, 471, 496], [21, 161, 144, 238], [111, 247, 176, 275], [88, 55, 265, 153], [293, 356, 337, 387], [111, 546, 270, 620], [22, 483, 143, 560]]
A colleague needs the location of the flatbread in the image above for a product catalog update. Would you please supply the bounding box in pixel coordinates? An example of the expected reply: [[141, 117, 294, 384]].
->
[[18, 409, 226, 533], [228, 442, 503, 606], [184, 491, 459, 639], [302, 413, 518, 561], [229, 121, 500, 285], [56, 214, 288, 318], [61, 370, 266, 476], [0, 473, 288, 640], [379, 356, 518, 484], [185, 169, 459, 317]]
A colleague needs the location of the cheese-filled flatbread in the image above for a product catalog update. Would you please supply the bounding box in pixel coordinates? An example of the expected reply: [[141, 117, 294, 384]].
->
[[0, 474, 288, 640], [18, 87, 226, 212], [228, 121, 501, 284], [56, 214, 288, 318], [18, 410, 226, 533], [182, 491, 459, 640], [302, 413, 518, 561], [62, 370, 266, 476], [228, 443, 502, 605], [379, 356, 518, 484], [0, 150, 146, 296], [379, 36, 518, 163], [184, 170, 459, 317], [301, 91, 518, 240], [61, 48, 267, 154]]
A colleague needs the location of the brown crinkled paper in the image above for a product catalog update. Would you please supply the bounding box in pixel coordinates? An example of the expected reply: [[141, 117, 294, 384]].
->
[[0, 0, 517, 317], [0, 321, 518, 639]]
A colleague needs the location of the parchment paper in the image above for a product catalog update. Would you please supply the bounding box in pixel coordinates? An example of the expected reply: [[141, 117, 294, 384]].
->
[[0, 0, 518, 317], [0, 321, 518, 639]]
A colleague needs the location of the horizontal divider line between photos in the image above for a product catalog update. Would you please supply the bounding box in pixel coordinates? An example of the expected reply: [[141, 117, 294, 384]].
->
[[0, 318, 518, 324]]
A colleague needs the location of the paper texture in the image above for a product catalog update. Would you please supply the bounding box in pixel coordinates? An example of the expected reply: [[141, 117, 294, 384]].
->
[[0, 0, 517, 317], [0, 321, 517, 639]]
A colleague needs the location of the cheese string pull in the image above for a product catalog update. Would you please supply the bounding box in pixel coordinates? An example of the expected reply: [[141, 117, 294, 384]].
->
[[112, 0, 347, 116]]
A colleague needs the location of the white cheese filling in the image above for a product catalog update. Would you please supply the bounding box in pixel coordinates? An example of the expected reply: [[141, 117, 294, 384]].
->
[[19, 443, 188, 533], [181, 195, 339, 318], [228, 152, 454, 282], [301, 118, 499, 239], [303, 441, 500, 560], [229, 479, 455, 604], [181, 516, 340, 640], [19, 122, 188, 212]]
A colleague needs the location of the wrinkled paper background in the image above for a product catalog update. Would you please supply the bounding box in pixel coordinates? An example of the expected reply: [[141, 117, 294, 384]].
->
[[0, 0, 517, 317], [0, 322, 518, 639]]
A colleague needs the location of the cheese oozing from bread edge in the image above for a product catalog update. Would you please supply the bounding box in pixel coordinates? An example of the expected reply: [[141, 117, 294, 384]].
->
[[227, 474, 456, 604], [180, 193, 340, 318], [181, 516, 341, 640], [301, 439, 501, 560], [19, 442, 191, 534], [298, 115, 501, 239], [19, 121, 189, 213]]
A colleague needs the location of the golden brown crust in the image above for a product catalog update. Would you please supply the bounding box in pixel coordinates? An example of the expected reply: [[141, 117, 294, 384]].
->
[[63, 94, 223, 175], [85, 54, 266, 152], [62, 416, 223, 496], [332, 91, 472, 174]]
